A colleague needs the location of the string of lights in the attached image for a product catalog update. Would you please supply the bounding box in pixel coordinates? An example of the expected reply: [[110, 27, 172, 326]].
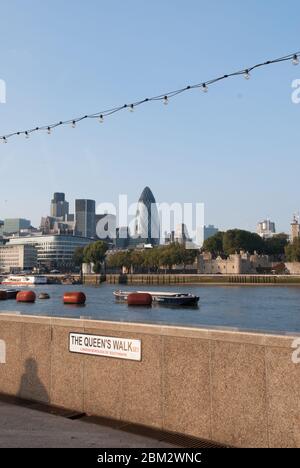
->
[[1, 51, 299, 143]]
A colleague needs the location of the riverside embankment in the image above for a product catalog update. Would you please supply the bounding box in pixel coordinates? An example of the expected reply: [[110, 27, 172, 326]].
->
[[84, 273, 300, 286], [0, 313, 299, 448]]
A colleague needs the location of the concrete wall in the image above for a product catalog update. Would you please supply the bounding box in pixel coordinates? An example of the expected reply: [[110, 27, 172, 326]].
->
[[0, 313, 299, 448], [105, 273, 300, 285]]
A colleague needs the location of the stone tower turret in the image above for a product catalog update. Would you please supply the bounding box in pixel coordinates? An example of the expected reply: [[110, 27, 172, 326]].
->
[[291, 215, 300, 242], [233, 252, 242, 274]]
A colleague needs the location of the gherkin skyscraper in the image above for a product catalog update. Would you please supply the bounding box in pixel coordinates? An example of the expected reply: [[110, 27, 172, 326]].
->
[[135, 187, 160, 245]]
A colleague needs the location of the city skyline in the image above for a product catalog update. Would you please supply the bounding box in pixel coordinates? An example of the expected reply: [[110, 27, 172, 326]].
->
[[0, 188, 295, 237]]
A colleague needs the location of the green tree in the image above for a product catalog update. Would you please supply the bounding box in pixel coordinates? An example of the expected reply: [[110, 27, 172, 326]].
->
[[143, 249, 160, 272], [181, 247, 197, 270], [107, 251, 125, 270], [202, 232, 224, 255], [92, 262, 102, 274], [73, 246, 85, 267], [84, 241, 108, 263], [130, 250, 144, 271], [167, 243, 180, 265], [223, 229, 264, 255], [84, 241, 108, 273], [263, 233, 288, 256], [158, 243, 183, 271], [285, 238, 300, 262], [158, 245, 172, 271], [122, 251, 134, 271], [203, 229, 289, 258], [107, 250, 134, 272]]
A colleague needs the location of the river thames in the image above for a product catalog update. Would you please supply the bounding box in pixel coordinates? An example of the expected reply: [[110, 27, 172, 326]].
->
[[1, 283, 300, 334]]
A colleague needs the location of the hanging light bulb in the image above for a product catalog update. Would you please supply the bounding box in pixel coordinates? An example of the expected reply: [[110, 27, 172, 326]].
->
[[163, 96, 169, 105], [99, 114, 104, 123], [72, 121, 76, 128], [47, 127, 51, 135], [244, 69, 251, 80], [129, 104, 134, 112], [292, 54, 299, 65], [25, 131, 30, 139], [202, 83, 208, 93]]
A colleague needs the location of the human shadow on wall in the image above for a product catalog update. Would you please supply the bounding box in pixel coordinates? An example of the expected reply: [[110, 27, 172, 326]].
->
[[17, 358, 49, 403]]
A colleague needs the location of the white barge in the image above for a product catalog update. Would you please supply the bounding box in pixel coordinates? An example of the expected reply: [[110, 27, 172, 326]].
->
[[2, 275, 48, 286]]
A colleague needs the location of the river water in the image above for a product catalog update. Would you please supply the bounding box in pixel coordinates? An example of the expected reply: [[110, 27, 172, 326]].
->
[[1, 283, 300, 334]]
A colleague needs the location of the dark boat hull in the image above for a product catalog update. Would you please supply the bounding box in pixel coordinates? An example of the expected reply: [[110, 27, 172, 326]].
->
[[2, 289, 20, 299], [154, 296, 199, 306], [114, 290, 200, 307]]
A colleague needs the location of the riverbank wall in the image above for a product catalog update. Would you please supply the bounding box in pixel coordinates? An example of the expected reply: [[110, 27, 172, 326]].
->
[[13, 273, 300, 286], [85, 273, 300, 285], [0, 313, 299, 448]]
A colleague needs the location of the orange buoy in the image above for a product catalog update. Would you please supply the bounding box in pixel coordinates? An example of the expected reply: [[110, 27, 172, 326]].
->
[[63, 292, 86, 305], [0, 291, 8, 300], [16, 291, 36, 303], [127, 293, 152, 306]]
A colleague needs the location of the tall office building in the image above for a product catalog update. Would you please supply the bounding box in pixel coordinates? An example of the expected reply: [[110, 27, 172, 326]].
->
[[134, 187, 160, 246], [50, 193, 69, 219], [174, 224, 191, 245], [257, 219, 276, 239], [116, 227, 130, 249], [197, 225, 219, 247], [3, 218, 31, 235], [95, 214, 117, 240], [75, 199, 96, 238]]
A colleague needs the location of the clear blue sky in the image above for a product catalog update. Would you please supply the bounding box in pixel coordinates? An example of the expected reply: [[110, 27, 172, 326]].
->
[[0, 0, 299, 233]]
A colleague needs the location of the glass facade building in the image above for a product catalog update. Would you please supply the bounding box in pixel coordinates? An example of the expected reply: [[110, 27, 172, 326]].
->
[[134, 187, 160, 246], [50, 193, 69, 219], [257, 219, 276, 239], [197, 225, 219, 247], [8, 235, 92, 270], [3, 218, 31, 235], [75, 199, 96, 238]]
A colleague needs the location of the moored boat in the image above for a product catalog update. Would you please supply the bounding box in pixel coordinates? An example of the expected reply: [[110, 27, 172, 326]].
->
[[0, 291, 7, 300], [153, 294, 200, 306], [1, 289, 20, 299], [2, 275, 48, 286], [114, 290, 200, 306], [39, 292, 50, 300]]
